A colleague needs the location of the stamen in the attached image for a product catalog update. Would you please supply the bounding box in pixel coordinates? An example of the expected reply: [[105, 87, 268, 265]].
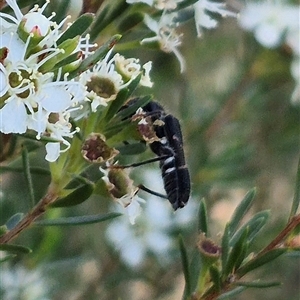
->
[[56, 15, 71, 31], [48, 12, 56, 21], [6, 0, 23, 20], [31, 4, 39, 12], [39, 0, 50, 14], [34, 48, 64, 69], [22, 34, 34, 60], [172, 46, 186, 73]]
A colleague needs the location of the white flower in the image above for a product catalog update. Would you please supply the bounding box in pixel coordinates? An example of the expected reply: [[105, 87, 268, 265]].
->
[[193, 0, 236, 37], [114, 53, 153, 87], [79, 50, 126, 112], [80, 50, 153, 112], [0, 33, 60, 134], [45, 109, 82, 162], [239, 2, 299, 49], [0, 34, 64, 126], [141, 13, 186, 72], [0, 0, 90, 162]]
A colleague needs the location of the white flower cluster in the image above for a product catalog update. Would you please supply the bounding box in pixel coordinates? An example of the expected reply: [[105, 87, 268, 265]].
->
[[128, 0, 236, 72], [238, 1, 300, 104], [106, 169, 198, 267], [0, 0, 153, 161]]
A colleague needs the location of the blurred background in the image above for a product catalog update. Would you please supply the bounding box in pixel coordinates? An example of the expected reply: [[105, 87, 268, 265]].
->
[[0, 0, 299, 299]]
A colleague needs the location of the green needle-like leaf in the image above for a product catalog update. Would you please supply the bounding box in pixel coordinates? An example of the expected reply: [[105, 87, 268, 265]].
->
[[89, 5, 110, 40], [115, 95, 152, 120], [221, 224, 230, 274], [116, 12, 144, 34], [22, 145, 35, 207], [126, 73, 142, 95], [0, 166, 50, 175], [51, 182, 94, 208], [223, 228, 248, 277], [104, 88, 130, 123], [216, 286, 247, 300], [235, 280, 281, 288], [89, 2, 129, 40], [51, 0, 70, 24], [229, 210, 270, 246], [34, 213, 122, 226], [289, 156, 300, 218], [179, 235, 191, 299], [0, 244, 32, 254], [198, 198, 208, 234], [189, 249, 202, 294], [228, 188, 256, 236], [210, 265, 221, 292], [237, 248, 287, 277], [53, 51, 82, 70], [104, 75, 142, 124], [57, 13, 94, 45]]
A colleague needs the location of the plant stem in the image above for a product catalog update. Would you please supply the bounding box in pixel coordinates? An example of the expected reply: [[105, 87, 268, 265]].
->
[[258, 213, 300, 256], [0, 184, 59, 244], [201, 213, 300, 300]]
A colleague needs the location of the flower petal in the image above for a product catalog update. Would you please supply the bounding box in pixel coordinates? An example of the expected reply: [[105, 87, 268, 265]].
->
[[45, 142, 61, 162], [0, 99, 27, 133], [40, 86, 72, 113]]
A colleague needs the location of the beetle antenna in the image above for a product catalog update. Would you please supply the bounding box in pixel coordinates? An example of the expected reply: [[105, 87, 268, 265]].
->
[[138, 184, 169, 199]]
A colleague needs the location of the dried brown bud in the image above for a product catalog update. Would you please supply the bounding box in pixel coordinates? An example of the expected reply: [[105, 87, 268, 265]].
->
[[107, 168, 133, 199], [197, 233, 221, 263], [81, 133, 119, 163]]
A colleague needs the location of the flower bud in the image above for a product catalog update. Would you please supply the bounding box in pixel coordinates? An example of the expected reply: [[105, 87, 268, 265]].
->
[[17, 12, 51, 45]]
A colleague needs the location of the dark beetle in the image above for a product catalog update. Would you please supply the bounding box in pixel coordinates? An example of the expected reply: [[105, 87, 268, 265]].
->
[[124, 100, 190, 210]]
